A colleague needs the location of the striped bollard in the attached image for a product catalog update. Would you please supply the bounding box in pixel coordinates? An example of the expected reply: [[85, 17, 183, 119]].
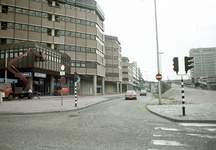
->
[[75, 81, 78, 107], [181, 75, 185, 116]]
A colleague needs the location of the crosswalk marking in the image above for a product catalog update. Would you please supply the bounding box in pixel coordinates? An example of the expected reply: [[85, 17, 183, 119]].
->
[[151, 140, 186, 146], [179, 123, 216, 127], [155, 127, 179, 131], [187, 134, 216, 139]]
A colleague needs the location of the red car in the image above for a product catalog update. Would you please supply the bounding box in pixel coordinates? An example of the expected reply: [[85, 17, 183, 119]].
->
[[53, 86, 69, 96], [125, 90, 137, 100]]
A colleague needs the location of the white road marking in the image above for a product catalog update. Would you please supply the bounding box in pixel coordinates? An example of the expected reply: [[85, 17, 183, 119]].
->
[[179, 123, 216, 127], [153, 134, 162, 137], [207, 129, 216, 131], [155, 127, 179, 131], [187, 134, 216, 139], [151, 140, 186, 146]]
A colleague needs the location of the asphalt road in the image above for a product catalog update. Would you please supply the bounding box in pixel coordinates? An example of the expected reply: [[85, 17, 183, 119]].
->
[[0, 94, 216, 150]]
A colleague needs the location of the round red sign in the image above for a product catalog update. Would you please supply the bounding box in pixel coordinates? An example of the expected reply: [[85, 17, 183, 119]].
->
[[155, 73, 162, 81], [60, 77, 66, 84]]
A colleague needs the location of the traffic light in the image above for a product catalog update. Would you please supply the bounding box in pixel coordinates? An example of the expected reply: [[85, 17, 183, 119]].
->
[[172, 57, 179, 74], [74, 72, 80, 82], [184, 56, 194, 73], [74, 72, 78, 82]]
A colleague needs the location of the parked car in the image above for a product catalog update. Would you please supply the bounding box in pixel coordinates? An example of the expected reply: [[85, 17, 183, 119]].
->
[[140, 90, 147, 96], [53, 86, 69, 95], [125, 90, 137, 100]]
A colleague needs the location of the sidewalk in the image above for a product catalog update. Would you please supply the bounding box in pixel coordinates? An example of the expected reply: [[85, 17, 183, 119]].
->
[[0, 93, 125, 115], [147, 98, 216, 123]]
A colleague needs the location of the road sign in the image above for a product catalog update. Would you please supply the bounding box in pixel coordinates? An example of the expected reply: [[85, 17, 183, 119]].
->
[[155, 73, 162, 81], [60, 77, 65, 84], [60, 71, 65, 76], [60, 64, 65, 71]]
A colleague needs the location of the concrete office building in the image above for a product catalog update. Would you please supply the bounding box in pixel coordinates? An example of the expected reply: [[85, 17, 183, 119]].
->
[[0, 0, 106, 95], [189, 47, 216, 89], [189, 47, 216, 78], [122, 57, 133, 92], [104, 35, 122, 93]]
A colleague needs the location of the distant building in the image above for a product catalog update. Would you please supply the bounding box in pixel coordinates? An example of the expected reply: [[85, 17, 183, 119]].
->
[[190, 47, 216, 90], [189, 47, 216, 78]]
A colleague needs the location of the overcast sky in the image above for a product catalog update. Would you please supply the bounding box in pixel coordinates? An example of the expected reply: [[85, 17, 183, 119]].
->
[[96, 0, 216, 81]]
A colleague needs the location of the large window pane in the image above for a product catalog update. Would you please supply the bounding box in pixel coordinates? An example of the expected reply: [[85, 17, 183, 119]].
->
[[29, 10, 36, 16], [76, 19, 81, 24], [15, 8, 22, 14], [22, 9, 28, 15], [76, 33, 80, 38], [15, 24, 21, 30], [22, 24, 28, 30], [8, 6, 15, 12], [29, 26, 35, 32], [42, 13, 48, 18], [35, 12, 41, 17], [71, 46, 75, 51], [70, 31, 75, 37], [81, 33, 85, 39], [41, 27, 47, 33], [35, 26, 41, 32], [65, 31, 70, 36], [59, 30, 65, 36], [7, 23, 14, 29], [65, 17, 70, 22]]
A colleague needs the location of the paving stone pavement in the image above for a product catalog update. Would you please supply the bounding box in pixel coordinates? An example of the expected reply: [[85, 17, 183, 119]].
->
[[147, 98, 216, 123]]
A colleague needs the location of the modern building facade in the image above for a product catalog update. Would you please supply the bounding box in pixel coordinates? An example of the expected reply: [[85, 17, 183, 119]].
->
[[189, 47, 216, 89], [122, 57, 133, 92], [190, 47, 216, 78], [104, 35, 122, 93], [0, 0, 106, 95]]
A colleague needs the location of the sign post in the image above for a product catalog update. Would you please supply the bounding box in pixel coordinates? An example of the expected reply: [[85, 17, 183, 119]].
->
[[155, 73, 162, 105], [60, 64, 65, 105], [155, 73, 162, 81]]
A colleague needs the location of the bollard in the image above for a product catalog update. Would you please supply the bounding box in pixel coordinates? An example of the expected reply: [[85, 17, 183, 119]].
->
[[0, 91, 2, 104], [181, 75, 185, 116], [75, 82, 77, 107]]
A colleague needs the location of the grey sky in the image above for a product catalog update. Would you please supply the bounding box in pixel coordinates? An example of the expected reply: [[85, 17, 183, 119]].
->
[[96, 0, 216, 81]]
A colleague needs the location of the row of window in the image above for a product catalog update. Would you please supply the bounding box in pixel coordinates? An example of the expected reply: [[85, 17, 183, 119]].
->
[[105, 64, 119, 68], [105, 73, 120, 77], [105, 55, 120, 60], [70, 60, 97, 68], [0, 39, 105, 58], [31, 0, 96, 15], [105, 47, 120, 52], [105, 39, 119, 44], [2, 6, 96, 27], [1, 22, 97, 40]]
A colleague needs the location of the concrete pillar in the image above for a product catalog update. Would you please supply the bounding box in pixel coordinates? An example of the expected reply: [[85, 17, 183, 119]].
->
[[93, 75, 97, 96], [102, 77, 105, 95], [50, 76, 54, 96], [51, 29, 55, 36], [120, 82, 122, 93], [52, 1, 56, 6], [52, 15, 55, 22], [28, 74, 33, 90], [117, 81, 119, 93]]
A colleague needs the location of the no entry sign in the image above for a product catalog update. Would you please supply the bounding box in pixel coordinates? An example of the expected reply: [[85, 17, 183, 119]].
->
[[155, 73, 162, 81]]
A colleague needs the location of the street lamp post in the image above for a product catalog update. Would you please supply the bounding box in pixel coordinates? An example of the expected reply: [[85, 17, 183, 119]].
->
[[159, 52, 164, 74], [154, 0, 161, 105]]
